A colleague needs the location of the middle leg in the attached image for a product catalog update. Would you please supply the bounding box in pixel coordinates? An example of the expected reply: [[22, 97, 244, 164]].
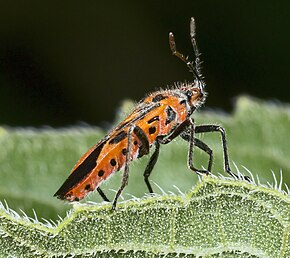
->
[[143, 141, 160, 193], [186, 118, 210, 176]]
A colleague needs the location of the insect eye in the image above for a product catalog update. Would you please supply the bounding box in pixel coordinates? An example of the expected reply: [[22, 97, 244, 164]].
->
[[185, 90, 193, 100]]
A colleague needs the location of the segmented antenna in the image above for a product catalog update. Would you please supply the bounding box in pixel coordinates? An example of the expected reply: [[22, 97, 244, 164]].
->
[[169, 17, 203, 83]]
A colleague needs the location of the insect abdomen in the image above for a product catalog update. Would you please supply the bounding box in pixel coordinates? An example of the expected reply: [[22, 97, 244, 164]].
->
[[55, 96, 186, 202], [55, 123, 157, 201]]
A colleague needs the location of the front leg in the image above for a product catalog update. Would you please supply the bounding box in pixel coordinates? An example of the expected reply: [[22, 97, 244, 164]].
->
[[180, 130, 213, 172], [186, 118, 210, 176], [194, 124, 251, 182], [195, 125, 231, 175]]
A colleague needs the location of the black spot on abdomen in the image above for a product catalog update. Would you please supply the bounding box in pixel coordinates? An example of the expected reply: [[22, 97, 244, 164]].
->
[[122, 148, 127, 156], [98, 170, 105, 177], [110, 158, 117, 166]]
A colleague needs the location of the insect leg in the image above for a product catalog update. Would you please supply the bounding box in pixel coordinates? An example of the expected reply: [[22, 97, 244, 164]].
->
[[142, 121, 190, 193], [194, 138, 213, 171], [143, 141, 160, 193], [133, 126, 150, 158], [187, 118, 209, 175], [181, 131, 213, 172], [97, 187, 110, 202], [194, 124, 251, 182], [112, 125, 135, 210], [158, 120, 190, 145]]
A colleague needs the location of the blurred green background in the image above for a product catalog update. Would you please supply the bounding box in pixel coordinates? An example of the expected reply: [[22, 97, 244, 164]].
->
[[0, 1, 289, 126]]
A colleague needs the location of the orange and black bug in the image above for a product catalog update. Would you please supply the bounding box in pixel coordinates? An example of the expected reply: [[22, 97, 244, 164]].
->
[[54, 18, 249, 209]]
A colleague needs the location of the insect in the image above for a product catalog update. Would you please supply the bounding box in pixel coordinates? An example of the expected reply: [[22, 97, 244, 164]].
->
[[54, 17, 248, 209]]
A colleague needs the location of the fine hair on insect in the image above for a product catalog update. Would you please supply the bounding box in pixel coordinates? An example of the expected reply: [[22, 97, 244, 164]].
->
[[54, 17, 250, 210]]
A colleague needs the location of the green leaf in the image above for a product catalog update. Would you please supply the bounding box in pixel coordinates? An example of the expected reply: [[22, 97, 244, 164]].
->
[[0, 96, 290, 257], [1, 177, 290, 257]]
